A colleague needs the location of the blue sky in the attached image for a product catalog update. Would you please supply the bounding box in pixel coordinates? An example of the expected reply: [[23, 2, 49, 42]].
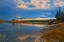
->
[[0, 0, 64, 20]]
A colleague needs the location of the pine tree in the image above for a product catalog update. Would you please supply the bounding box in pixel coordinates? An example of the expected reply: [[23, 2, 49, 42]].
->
[[61, 11, 64, 21], [58, 7, 62, 20], [63, 12, 64, 21], [55, 7, 62, 20], [62, 11, 64, 22], [55, 10, 59, 20]]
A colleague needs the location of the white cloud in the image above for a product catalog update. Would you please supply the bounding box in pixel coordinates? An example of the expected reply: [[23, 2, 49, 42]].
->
[[39, 12, 53, 18], [15, 0, 64, 10], [34, 17, 55, 20], [30, 0, 51, 9], [54, 0, 64, 7], [15, 0, 28, 9]]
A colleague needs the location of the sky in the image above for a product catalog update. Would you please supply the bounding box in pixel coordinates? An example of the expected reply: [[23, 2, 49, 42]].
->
[[0, 0, 64, 20]]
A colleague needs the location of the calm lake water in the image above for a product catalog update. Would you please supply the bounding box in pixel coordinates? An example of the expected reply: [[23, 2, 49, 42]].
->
[[0, 22, 46, 42]]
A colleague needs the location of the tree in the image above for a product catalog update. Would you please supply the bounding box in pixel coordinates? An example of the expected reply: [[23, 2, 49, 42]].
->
[[18, 17, 22, 20], [61, 11, 64, 22], [58, 7, 62, 19], [55, 7, 64, 22], [20, 17, 22, 20], [55, 7, 62, 20], [55, 10, 59, 20]]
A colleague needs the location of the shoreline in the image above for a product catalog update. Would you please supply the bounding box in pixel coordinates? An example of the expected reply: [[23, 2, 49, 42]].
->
[[36, 22, 64, 42]]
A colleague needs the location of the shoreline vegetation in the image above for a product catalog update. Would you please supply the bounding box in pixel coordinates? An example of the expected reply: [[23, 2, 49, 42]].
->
[[38, 22, 64, 42]]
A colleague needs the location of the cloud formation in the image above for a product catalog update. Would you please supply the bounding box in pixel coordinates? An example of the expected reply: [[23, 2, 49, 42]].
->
[[15, 0, 64, 9], [54, 0, 64, 7], [39, 12, 54, 18]]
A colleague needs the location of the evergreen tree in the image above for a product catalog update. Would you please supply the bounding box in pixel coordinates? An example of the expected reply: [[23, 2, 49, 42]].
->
[[55, 10, 59, 19], [55, 7, 62, 20], [61, 11, 64, 22], [61, 11, 64, 21], [55, 7, 64, 22], [58, 7, 62, 19]]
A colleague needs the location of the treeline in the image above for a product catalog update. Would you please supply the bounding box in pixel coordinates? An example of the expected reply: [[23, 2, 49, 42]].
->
[[0, 20, 4, 24], [23, 20, 49, 22], [55, 7, 64, 22], [24, 20, 49, 22], [20, 20, 49, 24]]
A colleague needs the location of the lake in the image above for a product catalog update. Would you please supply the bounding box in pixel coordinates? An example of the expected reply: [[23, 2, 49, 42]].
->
[[0, 22, 46, 42]]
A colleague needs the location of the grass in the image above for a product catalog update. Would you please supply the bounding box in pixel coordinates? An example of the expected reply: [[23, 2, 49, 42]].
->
[[41, 22, 64, 42]]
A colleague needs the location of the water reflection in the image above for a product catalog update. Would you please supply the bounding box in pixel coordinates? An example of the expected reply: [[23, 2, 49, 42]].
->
[[13, 23, 45, 28], [21, 23, 45, 27], [1, 21, 64, 42], [0, 33, 8, 42], [11, 23, 45, 28], [12, 22, 15, 26], [0, 21, 45, 28], [18, 34, 41, 42], [0, 22, 45, 42]]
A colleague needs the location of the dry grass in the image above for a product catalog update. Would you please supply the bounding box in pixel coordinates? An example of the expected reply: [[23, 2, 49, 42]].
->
[[41, 23, 64, 42]]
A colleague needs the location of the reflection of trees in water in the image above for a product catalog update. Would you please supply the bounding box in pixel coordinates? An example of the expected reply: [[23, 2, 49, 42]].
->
[[21, 23, 45, 28], [11, 22, 22, 28], [0, 33, 8, 42], [11, 22, 45, 28], [12, 22, 15, 26], [12, 22, 22, 28], [18, 23, 22, 28], [14, 23, 45, 28], [0, 22, 3, 24], [0, 21, 45, 28]]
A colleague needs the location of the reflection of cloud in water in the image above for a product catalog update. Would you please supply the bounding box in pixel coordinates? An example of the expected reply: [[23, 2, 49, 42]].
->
[[18, 35, 27, 41], [22, 23, 33, 26], [0, 33, 8, 42], [18, 35, 41, 42], [34, 24, 45, 27], [22, 23, 45, 27]]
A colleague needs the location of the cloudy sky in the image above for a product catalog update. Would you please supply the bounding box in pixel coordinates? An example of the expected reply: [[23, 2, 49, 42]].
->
[[0, 0, 64, 20]]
